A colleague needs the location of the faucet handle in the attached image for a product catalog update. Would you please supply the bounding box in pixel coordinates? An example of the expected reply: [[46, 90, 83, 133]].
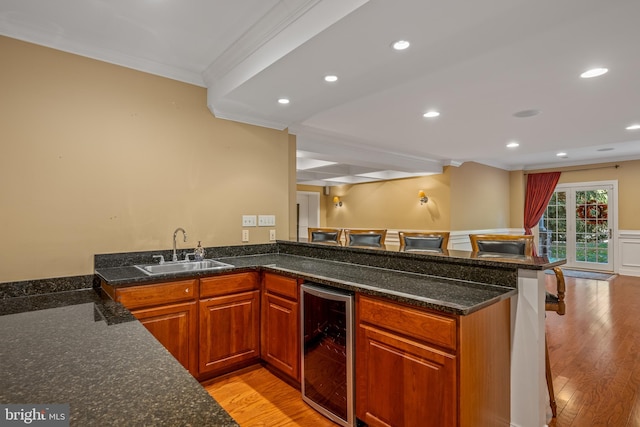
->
[[184, 252, 196, 262], [152, 255, 165, 265]]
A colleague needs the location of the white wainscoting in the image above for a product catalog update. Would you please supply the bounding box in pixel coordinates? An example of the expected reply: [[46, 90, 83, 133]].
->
[[618, 230, 640, 277]]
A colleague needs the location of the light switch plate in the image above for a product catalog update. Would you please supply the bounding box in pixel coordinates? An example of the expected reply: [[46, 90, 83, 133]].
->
[[242, 215, 257, 227], [258, 215, 276, 226]]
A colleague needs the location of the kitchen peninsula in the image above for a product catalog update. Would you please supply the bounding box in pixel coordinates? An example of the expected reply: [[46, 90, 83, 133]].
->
[[0, 288, 238, 426], [2, 241, 561, 427]]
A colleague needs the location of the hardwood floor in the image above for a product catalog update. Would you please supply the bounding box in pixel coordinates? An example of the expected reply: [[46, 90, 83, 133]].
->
[[546, 273, 640, 426], [203, 366, 338, 426], [203, 273, 640, 426]]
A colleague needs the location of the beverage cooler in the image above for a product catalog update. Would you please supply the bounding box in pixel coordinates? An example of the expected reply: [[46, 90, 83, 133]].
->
[[300, 283, 354, 427]]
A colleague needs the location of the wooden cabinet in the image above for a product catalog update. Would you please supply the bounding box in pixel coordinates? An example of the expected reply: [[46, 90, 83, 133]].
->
[[356, 294, 510, 427], [102, 267, 509, 425], [101, 279, 198, 375], [198, 272, 260, 378], [261, 272, 300, 383], [131, 301, 198, 375]]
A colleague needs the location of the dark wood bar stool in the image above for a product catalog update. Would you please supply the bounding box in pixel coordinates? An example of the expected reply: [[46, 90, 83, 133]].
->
[[545, 266, 566, 418]]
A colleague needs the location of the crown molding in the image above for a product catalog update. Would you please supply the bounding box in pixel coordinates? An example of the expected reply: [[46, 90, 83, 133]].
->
[[204, 0, 369, 108], [211, 109, 289, 131]]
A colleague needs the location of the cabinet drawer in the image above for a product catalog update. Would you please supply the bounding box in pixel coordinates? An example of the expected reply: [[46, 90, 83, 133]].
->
[[263, 273, 298, 300], [200, 272, 259, 298], [115, 279, 197, 309], [358, 294, 457, 351]]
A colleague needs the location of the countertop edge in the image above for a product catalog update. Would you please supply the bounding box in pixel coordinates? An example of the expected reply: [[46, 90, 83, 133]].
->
[[96, 254, 518, 316]]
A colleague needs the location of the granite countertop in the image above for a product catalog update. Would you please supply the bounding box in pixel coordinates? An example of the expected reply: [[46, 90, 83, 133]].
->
[[0, 289, 238, 427], [96, 253, 518, 316]]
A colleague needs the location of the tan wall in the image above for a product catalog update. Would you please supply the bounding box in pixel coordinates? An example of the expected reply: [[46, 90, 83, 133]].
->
[[324, 172, 451, 231], [509, 170, 526, 229], [316, 162, 514, 232], [530, 159, 640, 230], [0, 36, 291, 282], [298, 160, 637, 239], [288, 134, 298, 240], [449, 162, 511, 231]]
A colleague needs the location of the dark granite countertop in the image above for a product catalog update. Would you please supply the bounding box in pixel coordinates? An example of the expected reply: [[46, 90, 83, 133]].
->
[[0, 289, 238, 427], [96, 253, 518, 316]]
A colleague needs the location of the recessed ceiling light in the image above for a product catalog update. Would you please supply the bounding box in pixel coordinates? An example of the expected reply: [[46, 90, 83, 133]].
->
[[513, 109, 540, 118], [392, 40, 410, 51], [506, 142, 520, 148], [422, 111, 440, 118], [324, 75, 338, 83], [626, 124, 640, 130], [580, 68, 608, 78], [277, 98, 290, 105], [557, 152, 567, 157]]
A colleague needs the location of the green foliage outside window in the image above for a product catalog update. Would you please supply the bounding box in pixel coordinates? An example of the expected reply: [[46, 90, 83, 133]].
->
[[539, 189, 609, 264]]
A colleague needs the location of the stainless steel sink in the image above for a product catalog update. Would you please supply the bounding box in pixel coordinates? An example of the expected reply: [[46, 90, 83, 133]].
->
[[135, 259, 234, 275]]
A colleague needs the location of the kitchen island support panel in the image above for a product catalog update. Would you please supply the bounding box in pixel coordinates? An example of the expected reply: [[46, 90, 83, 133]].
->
[[511, 269, 547, 427]]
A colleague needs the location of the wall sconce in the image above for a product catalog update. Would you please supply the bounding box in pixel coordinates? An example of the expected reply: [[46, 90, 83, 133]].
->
[[418, 190, 429, 205], [333, 196, 343, 207]]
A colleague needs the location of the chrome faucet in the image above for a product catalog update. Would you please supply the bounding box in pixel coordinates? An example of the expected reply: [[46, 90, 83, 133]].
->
[[172, 228, 187, 262]]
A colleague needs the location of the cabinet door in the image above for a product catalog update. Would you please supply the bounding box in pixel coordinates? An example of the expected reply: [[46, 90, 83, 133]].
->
[[198, 290, 260, 376], [261, 292, 300, 381], [132, 301, 198, 376], [356, 324, 457, 427]]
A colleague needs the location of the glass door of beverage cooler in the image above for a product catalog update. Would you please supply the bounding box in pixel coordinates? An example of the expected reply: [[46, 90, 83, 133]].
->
[[300, 284, 354, 427]]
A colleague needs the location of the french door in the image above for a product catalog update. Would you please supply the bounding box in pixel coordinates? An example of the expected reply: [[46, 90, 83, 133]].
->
[[539, 182, 616, 271]]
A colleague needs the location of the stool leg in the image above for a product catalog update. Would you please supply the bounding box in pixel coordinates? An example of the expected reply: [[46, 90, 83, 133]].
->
[[545, 333, 557, 418]]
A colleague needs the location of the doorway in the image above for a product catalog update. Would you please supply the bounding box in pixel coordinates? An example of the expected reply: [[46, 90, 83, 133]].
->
[[539, 181, 617, 272], [296, 192, 320, 241]]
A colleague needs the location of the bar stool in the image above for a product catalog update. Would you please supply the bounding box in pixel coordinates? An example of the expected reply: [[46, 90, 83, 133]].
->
[[308, 227, 342, 244], [545, 266, 566, 418], [343, 229, 387, 247], [398, 231, 449, 251], [469, 233, 565, 418]]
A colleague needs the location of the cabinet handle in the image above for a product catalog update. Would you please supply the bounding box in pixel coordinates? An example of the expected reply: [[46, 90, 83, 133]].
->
[[185, 288, 189, 293]]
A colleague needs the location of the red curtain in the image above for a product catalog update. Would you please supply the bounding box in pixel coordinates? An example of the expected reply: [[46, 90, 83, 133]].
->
[[524, 172, 561, 256]]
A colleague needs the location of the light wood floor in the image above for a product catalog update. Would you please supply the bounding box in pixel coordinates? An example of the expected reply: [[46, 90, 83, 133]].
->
[[546, 273, 640, 426], [203, 366, 338, 426], [203, 273, 640, 427]]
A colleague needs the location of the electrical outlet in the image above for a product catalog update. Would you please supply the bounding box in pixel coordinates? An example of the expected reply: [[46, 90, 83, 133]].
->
[[242, 215, 257, 227], [242, 229, 249, 242], [269, 229, 276, 241]]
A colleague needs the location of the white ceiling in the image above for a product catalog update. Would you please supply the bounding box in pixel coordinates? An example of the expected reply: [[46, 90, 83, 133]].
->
[[2, 0, 639, 185]]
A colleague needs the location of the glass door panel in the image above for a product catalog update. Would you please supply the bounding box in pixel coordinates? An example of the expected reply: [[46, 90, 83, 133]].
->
[[539, 184, 614, 271], [574, 188, 611, 270], [539, 191, 567, 261]]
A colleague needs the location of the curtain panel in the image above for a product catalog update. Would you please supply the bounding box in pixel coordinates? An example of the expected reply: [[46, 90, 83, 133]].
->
[[524, 172, 561, 256]]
